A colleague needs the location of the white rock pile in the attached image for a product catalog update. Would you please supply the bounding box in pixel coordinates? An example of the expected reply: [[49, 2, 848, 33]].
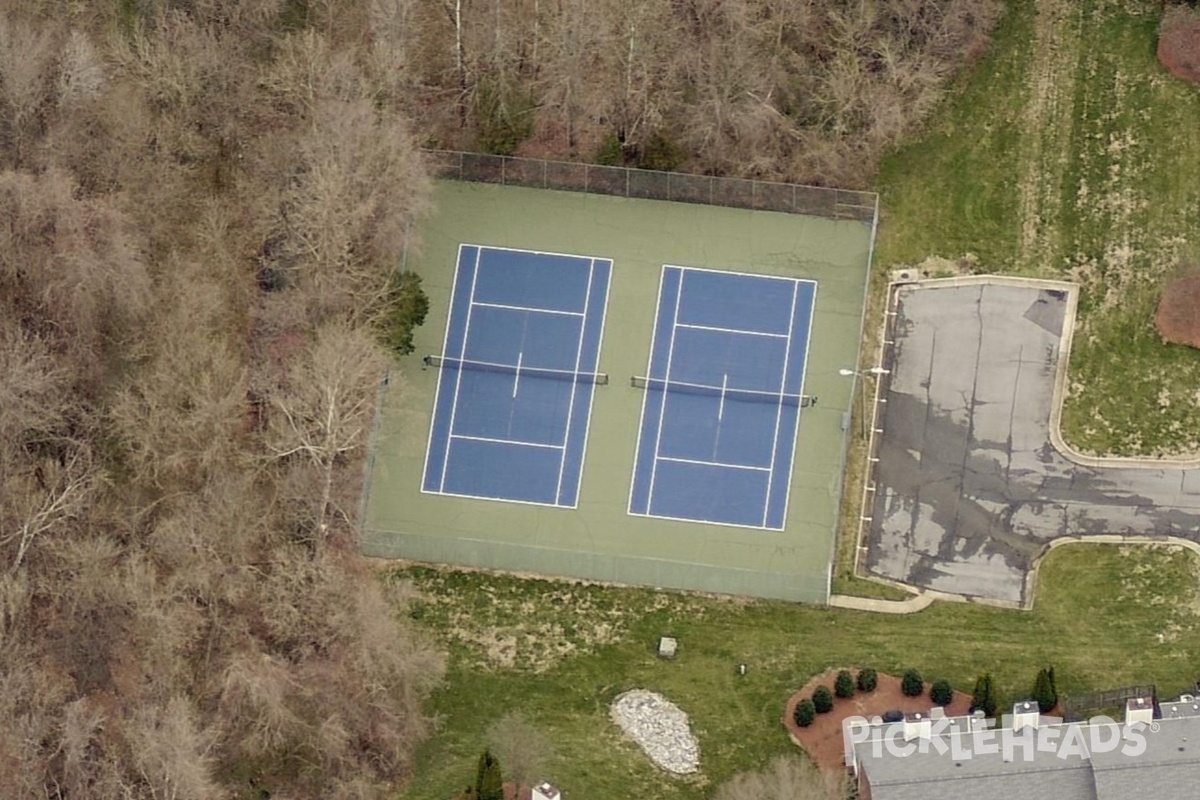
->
[[610, 689, 700, 774]]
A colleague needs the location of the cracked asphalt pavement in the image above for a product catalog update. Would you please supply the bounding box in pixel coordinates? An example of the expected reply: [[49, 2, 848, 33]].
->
[[865, 282, 1200, 605]]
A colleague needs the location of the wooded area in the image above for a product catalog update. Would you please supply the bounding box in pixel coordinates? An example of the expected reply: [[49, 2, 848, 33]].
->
[[409, 0, 1001, 185], [0, 2, 441, 798], [0, 0, 1001, 797]]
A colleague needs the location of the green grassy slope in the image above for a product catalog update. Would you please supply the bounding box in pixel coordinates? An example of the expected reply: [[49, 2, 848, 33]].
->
[[876, 0, 1200, 457], [397, 544, 1200, 798]]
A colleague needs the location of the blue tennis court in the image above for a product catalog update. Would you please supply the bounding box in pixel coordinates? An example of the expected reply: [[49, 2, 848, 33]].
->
[[628, 266, 816, 529], [422, 245, 612, 507]]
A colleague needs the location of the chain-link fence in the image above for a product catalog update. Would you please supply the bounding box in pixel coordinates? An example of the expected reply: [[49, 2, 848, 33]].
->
[[424, 149, 878, 224]]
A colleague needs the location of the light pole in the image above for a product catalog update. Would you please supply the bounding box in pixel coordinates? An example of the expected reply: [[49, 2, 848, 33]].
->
[[839, 366, 888, 439]]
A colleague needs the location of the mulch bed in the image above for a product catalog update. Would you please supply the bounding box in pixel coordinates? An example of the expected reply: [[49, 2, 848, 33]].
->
[[781, 669, 973, 776], [1158, 8, 1200, 85], [1156, 271, 1200, 349]]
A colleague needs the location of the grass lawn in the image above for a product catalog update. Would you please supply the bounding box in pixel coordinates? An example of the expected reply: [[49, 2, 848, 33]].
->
[[875, 0, 1200, 457], [395, 543, 1200, 799]]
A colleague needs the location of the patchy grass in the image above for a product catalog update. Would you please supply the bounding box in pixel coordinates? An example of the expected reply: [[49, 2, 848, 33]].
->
[[875, 0, 1200, 457], [395, 544, 1200, 799]]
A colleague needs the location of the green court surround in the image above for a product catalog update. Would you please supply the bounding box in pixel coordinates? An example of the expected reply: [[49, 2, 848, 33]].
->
[[362, 181, 873, 603]]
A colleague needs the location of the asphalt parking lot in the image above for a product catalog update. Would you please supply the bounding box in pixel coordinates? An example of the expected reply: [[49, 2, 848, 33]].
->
[[865, 280, 1200, 606]]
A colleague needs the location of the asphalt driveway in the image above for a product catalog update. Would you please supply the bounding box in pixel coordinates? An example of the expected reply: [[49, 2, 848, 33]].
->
[[865, 279, 1200, 605]]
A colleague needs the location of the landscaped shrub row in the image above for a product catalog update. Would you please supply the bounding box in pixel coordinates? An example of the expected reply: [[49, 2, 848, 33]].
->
[[794, 668, 877, 728], [794, 665, 1062, 729]]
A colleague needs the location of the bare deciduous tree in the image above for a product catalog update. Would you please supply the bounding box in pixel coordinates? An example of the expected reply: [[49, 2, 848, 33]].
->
[[266, 323, 391, 551], [1, 447, 95, 572], [0, 15, 60, 165], [486, 712, 555, 793], [126, 696, 226, 800], [713, 754, 850, 800]]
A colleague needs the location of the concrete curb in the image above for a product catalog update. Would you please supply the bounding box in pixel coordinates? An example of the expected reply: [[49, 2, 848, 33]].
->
[[1021, 535, 1200, 610]]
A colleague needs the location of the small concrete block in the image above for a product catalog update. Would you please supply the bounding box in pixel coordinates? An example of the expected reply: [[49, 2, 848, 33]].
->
[[657, 636, 677, 659]]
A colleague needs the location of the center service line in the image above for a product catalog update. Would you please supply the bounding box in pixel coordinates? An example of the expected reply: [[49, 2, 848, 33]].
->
[[513, 351, 523, 398], [718, 373, 728, 421]]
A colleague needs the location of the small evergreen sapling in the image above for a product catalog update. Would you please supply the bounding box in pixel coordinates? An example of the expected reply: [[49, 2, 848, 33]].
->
[[1033, 667, 1058, 714], [901, 669, 924, 697], [812, 686, 834, 713], [971, 673, 998, 718], [931, 679, 953, 707], [474, 749, 503, 800], [857, 667, 878, 693], [835, 670, 855, 698], [794, 698, 816, 727]]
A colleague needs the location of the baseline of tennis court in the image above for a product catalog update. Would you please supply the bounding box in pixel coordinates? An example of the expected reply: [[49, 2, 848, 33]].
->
[[421, 244, 612, 507], [628, 266, 816, 529]]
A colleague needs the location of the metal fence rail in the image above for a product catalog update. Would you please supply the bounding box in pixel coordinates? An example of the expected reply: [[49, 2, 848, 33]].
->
[[1062, 684, 1156, 721], [424, 149, 878, 224]]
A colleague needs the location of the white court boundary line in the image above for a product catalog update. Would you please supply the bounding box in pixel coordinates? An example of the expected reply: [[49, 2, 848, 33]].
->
[[554, 258, 595, 504], [472, 300, 584, 317], [422, 243, 474, 492], [659, 455, 770, 472], [471, 242, 611, 262], [451, 433, 563, 450], [626, 267, 672, 516], [429, 488, 580, 509], [438, 246, 483, 492], [777, 280, 819, 530], [423, 243, 612, 509], [420, 244, 470, 494], [761, 280, 800, 528], [645, 267, 685, 512], [628, 508, 785, 533], [573, 258, 614, 507], [676, 322, 788, 339]]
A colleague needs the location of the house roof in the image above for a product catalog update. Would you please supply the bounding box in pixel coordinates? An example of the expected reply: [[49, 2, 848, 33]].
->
[[855, 732, 1094, 800], [856, 714, 1200, 800], [1090, 716, 1200, 800]]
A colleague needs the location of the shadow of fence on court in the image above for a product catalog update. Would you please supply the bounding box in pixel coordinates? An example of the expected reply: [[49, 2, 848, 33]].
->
[[424, 149, 878, 224]]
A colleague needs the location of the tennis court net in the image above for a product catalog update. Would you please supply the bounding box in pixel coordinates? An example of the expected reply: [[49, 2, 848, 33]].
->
[[425, 355, 609, 385], [630, 376, 804, 406]]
